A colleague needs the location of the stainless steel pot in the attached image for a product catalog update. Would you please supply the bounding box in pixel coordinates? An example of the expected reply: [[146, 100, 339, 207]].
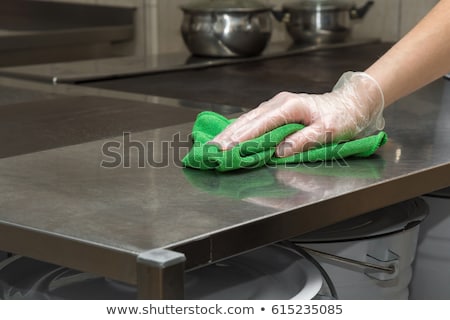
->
[[180, 0, 273, 57], [275, 0, 374, 44]]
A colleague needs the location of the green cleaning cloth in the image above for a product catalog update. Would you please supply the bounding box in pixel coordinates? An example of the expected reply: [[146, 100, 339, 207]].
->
[[182, 111, 387, 172]]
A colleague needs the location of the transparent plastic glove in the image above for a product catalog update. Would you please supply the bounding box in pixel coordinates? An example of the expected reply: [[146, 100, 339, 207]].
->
[[211, 71, 385, 157]]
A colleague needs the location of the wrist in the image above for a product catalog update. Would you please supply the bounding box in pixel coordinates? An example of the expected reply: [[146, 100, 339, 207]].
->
[[333, 71, 386, 137]]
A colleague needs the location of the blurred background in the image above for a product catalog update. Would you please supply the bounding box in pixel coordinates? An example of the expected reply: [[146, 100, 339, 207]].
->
[[0, 0, 438, 67]]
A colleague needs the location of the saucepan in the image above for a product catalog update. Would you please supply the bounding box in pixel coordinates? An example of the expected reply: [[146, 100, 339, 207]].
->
[[179, 0, 374, 57], [180, 0, 273, 57], [273, 0, 375, 44]]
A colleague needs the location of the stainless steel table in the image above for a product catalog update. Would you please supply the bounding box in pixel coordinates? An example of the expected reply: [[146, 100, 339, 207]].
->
[[0, 77, 449, 299], [0, 94, 199, 158], [0, 83, 59, 106]]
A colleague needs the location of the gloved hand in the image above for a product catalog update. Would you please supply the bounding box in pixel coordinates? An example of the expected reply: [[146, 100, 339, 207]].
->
[[211, 71, 385, 157]]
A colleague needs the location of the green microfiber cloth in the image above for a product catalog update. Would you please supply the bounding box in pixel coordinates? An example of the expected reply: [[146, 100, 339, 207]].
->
[[182, 111, 387, 172]]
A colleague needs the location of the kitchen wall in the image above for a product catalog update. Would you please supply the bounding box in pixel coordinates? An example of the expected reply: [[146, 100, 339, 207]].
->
[[38, 0, 439, 55], [37, 0, 153, 56]]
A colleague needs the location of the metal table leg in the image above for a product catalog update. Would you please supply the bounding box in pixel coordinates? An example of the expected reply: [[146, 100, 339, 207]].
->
[[137, 248, 186, 299]]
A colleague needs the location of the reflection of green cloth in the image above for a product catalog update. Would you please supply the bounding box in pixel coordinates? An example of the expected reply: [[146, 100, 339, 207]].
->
[[183, 168, 297, 199], [182, 111, 388, 172]]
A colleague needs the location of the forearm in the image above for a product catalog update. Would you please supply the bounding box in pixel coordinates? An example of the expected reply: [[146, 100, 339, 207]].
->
[[365, 0, 450, 107]]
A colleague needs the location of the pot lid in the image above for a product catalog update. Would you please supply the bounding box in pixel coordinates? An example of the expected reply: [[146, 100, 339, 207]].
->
[[180, 0, 271, 13], [293, 198, 428, 243], [283, 0, 353, 11]]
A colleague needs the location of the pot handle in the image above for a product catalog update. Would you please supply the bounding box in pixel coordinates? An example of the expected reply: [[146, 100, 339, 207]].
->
[[296, 245, 399, 281], [350, 0, 374, 19]]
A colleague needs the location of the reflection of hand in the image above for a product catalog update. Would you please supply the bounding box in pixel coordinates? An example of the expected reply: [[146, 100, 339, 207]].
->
[[211, 72, 385, 157], [244, 169, 336, 210], [244, 159, 386, 210], [274, 169, 334, 194]]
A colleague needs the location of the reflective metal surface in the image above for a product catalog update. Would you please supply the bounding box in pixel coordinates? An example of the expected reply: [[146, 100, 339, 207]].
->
[[0, 78, 448, 291], [81, 42, 391, 108], [0, 76, 247, 116], [0, 39, 379, 84], [0, 95, 199, 159], [0, 83, 59, 106]]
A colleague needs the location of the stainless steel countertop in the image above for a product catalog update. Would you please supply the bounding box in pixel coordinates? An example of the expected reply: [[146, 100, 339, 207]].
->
[[0, 39, 379, 83], [0, 95, 199, 159], [0, 77, 449, 287], [0, 83, 60, 106], [83, 43, 392, 109]]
